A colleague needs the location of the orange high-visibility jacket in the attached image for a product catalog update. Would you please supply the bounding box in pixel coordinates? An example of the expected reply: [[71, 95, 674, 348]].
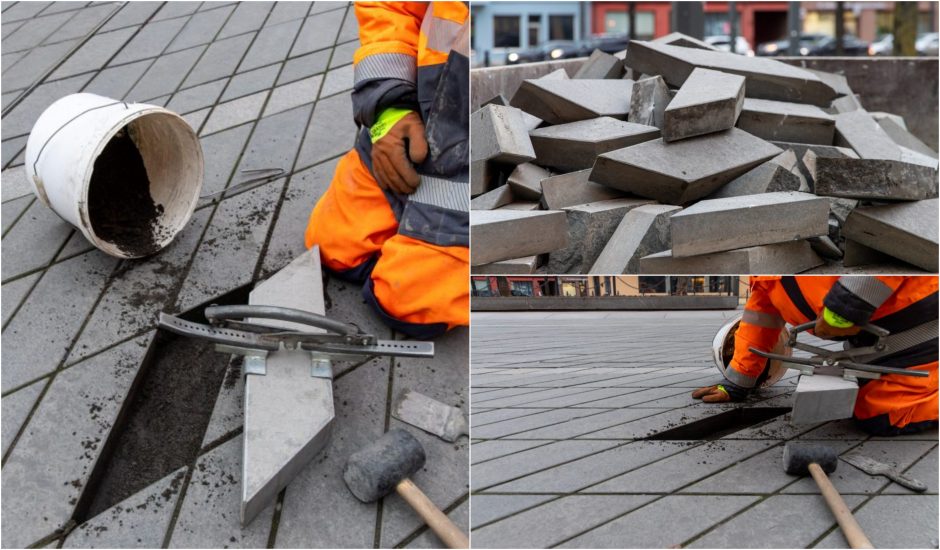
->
[[730, 276, 938, 427], [351, 2, 469, 248]]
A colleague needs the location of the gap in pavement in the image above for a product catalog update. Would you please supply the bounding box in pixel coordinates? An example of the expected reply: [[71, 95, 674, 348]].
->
[[644, 407, 791, 441]]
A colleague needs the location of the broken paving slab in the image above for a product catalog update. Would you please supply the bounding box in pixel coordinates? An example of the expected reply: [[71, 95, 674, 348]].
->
[[471, 184, 514, 210], [591, 128, 782, 204], [506, 162, 551, 201], [547, 198, 655, 273], [624, 40, 838, 106], [708, 150, 805, 199], [471, 104, 536, 164], [737, 98, 836, 145], [640, 241, 824, 274], [805, 149, 939, 201], [843, 239, 894, 268], [628, 75, 670, 128], [590, 204, 681, 274], [509, 79, 634, 125], [670, 191, 829, 257], [834, 109, 903, 160], [471, 256, 538, 274], [498, 201, 540, 211], [842, 199, 939, 272], [529, 117, 660, 171], [663, 67, 744, 142], [573, 49, 624, 79], [540, 169, 626, 210], [471, 210, 568, 265], [651, 31, 718, 50], [876, 115, 938, 159], [471, 158, 492, 196]]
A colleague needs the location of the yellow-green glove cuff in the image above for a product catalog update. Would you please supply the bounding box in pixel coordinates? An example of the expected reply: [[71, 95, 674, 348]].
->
[[370, 107, 413, 143], [823, 307, 855, 328]]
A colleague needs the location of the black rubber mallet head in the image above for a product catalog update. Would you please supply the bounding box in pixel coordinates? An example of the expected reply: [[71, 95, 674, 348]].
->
[[781, 442, 872, 549], [343, 429, 468, 548]]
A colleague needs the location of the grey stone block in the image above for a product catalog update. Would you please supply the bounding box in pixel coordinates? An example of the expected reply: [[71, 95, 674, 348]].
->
[[877, 115, 937, 158], [530, 117, 660, 171], [842, 199, 939, 272], [815, 495, 939, 549], [510, 79, 634, 125], [296, 91, 357, 169], [471, 159, 491, 196], [830, 93, 863, 113], [671, 191, 829, 257], [791, 374, 859, 424], [805, 67, 854, 97], [625, 40, 838, 106], [591, 128, 782, 204], [843, 238, 893, 268], [834, 109, 903, 160], [470, 494, 555, 529], [651, 31, 718, 50], [808, 235, 843, 260], [290, 8, 345, 56], [540, 169, 625, 210], [506, 163, 550, 201], [737, 97, 836, 145], [167, 4, 236, 52], [806, 150, 938, 201], [0, 379, 43, 456], [549, 199, 654, 273], [628, 75, 670, 128], [541, 68, 571, 80], [708, 151, 805, 199], [471, 210, 568, 266], [498, 201, 541, 211], [472, 495, 656, 549], [590, 204, 681, 274], [64, 467, 187, 549], [471, 256, 538, 274], [471, 185, 514, 210], [573, 49, 624, 79], [663, 68, 744, 142], [640, 241, 824, 274], [472, 105, 537, 165], [0, 334, 151, 549]]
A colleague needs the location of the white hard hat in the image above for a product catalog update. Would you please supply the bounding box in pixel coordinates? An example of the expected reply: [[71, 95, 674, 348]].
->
[[712, 313, 791, 388]]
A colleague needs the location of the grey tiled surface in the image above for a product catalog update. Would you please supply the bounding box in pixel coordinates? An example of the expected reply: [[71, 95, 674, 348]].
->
[[470, 311, 939, 548], [1, 2, 466, 547]]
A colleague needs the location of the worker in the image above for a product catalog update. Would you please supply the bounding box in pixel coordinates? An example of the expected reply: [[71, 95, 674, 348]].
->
[[693, 276, 938, 436], [305, 2, 469, 339]]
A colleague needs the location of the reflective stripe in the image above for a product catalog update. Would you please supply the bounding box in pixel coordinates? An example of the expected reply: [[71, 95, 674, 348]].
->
[[781, 276, 816, 322], [421, 4, 465, 53], [451, 19, 470, 57], [742, 309, 786, 329], [838, 277, 894, 308], [725, 365, 759, 389], [409, 175, 468, 212], [354, 53, 416, 85]]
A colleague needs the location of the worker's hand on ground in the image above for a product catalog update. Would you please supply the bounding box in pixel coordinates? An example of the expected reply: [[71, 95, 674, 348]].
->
[[691, 379, 749, 403], [814, 307, 862, 339], [370, 109, 428, 195]]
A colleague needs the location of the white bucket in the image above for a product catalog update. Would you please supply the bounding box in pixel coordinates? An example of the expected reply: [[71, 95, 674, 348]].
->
[[25, 93, 204, 259]]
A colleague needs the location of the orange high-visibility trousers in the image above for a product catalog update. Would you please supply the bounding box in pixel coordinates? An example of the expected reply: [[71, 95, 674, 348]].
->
[[305, 150, 468, 337]]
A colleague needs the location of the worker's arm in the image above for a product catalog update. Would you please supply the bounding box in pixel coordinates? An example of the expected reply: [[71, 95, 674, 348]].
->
[[815, 276, 907, 338]]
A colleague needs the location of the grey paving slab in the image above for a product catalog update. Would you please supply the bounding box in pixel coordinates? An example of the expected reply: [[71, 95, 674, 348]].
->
[[590, 204, 681, 274], [217, 1, 272, 39], [49, 26, 137, 80], [471, 104, 537, 165], [235, 102, 313, 173], [110, 16, 188, 64], [263, 73, 321, 117], [83, 58, 151, 99], [471, 210, 568, 266], [834, 109, 903, 161], [198, 122, 253, 196], [182, 31, 254, 87], [128, 43, 206, 101], [539, 169, 624, 210], [505, 162, 549, 200], [0, 378, 43, 456], [1, 135, 28, 167], [471, 184, 514, 211], [806, 150, 938, 201], [530, 117, 660, 172], [0, 270, 37, 326], [708, 150, 806, 199], [201, 89, 268, 135], [336, 4, 358, 43], [240, 18, 302, 71], [99, 2, 162, 32], [640, 241, 824, 275], [562, 495, 760, 549], [470, 439, 550, 464], [404, 499, 469, 549], [472, 495, 657, 549], [510, 79, 634, 125], [842, 199, 939, 272], [663, 68, 744, 142], [167, 3, 236, 53], [472, 439, 620, 491], [737, 97, 835, 145], [63, 466, 188, 549], [168, 435, 274, 548], [1, 10, 74, 53], [882, 445, 938, 494], [470, 494, 555, 529], [815, 495, 940, 548], [877, 115, 937, 158], [200, 355, 245, 448], [0, 334, 152, 549], [1, 1, 52, 23], [1, 193, 31, 233], [152, 1, 201, 22], [277, 48, 331, 85], [295, 91, 356, 169], [290, 7, 345, 57], [549, 198, 656, 273], [55, 4, 122, 42], [320, 63, 353, 97], [167, 78, 227, 115], [266, 1, 311, 26], [219, 64, 278, 102], [1, 70, 93, 140], [573, 49, 624, 79], [329, 38, 358, 69], [628, 74, 670, 128], [1, 251, 116, 392]]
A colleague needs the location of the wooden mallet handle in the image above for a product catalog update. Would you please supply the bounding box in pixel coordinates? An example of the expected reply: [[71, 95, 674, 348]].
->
[[808, 463, 874, 549], [396, 478, 469, 549]]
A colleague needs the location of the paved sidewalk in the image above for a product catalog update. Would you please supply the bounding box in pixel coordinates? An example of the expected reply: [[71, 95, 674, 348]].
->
[[470, 310, 938, 549], [1, 2, 467, 548]]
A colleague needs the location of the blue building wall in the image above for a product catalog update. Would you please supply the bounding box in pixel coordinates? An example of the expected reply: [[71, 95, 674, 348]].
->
[[471, 1, 589, 66]]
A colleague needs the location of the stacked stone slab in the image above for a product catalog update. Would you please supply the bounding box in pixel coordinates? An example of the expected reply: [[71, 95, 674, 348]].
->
[[469, 42, 937, 274]]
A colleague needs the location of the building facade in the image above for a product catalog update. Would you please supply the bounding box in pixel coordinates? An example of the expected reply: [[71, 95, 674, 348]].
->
[[470, 1, 590, 66]]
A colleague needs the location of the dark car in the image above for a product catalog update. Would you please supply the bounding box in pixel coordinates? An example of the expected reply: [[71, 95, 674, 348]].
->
[[805, 34, 869, 56], [578, 33, 629, 56], [506, 40, 580, 64], [756, 33, 829, 56]]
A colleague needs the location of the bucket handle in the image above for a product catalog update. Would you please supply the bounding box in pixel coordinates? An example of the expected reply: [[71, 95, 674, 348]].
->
[[30, 101, 129, 176]]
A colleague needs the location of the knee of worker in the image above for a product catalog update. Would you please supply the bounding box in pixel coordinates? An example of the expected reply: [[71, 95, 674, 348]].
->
[[366, 234, 469, 338], [304, 150, 397, 274], [853, 413, 939, 437]]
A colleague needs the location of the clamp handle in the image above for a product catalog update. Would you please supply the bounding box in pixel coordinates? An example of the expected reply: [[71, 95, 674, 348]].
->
[[205, 305, 363, 337]]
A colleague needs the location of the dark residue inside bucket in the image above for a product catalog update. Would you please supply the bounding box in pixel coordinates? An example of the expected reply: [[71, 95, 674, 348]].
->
[[88, 127, 166, 256]]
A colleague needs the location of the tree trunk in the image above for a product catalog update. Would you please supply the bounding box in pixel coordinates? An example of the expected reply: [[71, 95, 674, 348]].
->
[[893, 2, 918, 56]]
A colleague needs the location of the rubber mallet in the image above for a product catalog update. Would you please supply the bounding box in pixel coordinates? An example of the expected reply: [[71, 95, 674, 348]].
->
[[343, 429, 469, 549], [783, 442, 873, 549]]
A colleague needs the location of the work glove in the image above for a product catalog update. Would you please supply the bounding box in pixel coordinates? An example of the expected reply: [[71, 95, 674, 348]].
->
[[370, 108, 428, 195], [691, 379, 750, 403], [814, 307, 862, 339]]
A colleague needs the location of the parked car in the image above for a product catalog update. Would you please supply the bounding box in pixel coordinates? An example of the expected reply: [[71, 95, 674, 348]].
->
[[805, 34, 869, 56], [578, 33, 629, 56], [756, 33, 829, 56], [505, 40, 580, 64], [916, 32, 938, 56], [704, 35, 754, 56], [868, 34, 893, 56]]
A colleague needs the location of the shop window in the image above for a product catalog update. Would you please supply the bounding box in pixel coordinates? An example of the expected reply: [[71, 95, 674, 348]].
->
[[494, 15, 521, 48]]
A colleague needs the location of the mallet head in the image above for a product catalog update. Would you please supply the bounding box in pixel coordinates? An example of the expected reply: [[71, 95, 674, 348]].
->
[[783, 442, 838, 476], [343, 428, 426, 502]]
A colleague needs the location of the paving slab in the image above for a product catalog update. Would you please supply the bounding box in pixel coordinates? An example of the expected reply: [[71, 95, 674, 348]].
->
[[470, 210, 568, 266], [0, 378, 44, 456], [670, 191, 829, 257], [548, 198, 654, 273], [651, 32, 718, 50], [843, 238, 894, 268], [628, 75, 670, 128], [573, 49, 624, 79], [471, 255, 538, 275], [737, 97, 836, 144], [505, 162, 550, 201], [625, 40, 838, 106], [815, 494, 939, 549], [529, 117, 660, 171], [791, 374, 859, 424], [470, 494, 555, 529], [295, 91, 357, 169], [470, 184, 514, 210], [640, 241, 824, 274], [882, 445, 938, 495], [842, 199, 939, 272], [590, 204, 681, 274], [834, 109, 903, 160], [539, 169, 626, 210], [591, 128, 782, 204], [707, 150, 805, 199], [663, 68, 744, 142], [805, 149, 939, 201], [510, 79, 634, 125], [471, 104, 537, 165], [876, 115, 937, 159]]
